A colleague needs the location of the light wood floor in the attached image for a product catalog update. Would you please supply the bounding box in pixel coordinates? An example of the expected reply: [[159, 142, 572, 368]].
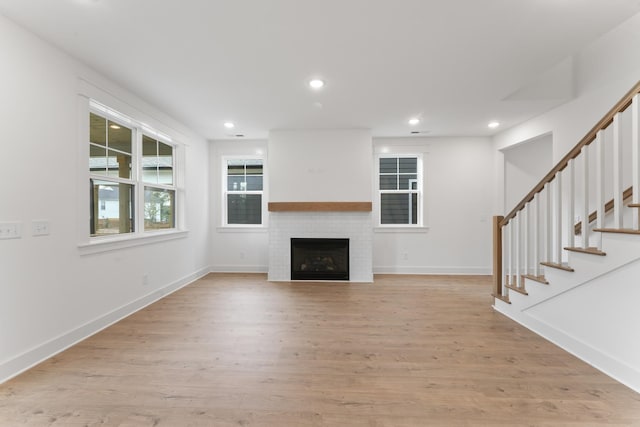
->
[[1, 273, 639, 426]]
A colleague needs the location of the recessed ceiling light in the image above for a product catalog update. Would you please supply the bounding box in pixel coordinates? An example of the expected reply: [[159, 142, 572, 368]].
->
[[109, 124, 121, 130], [309, 79, 325, 89], [224, 122, 235, 129], [488, 121, 500, 129], [408, 118, 420, 126]]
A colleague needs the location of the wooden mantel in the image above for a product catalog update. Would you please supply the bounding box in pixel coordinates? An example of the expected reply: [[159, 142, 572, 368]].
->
[[268, 202, 372, 212]]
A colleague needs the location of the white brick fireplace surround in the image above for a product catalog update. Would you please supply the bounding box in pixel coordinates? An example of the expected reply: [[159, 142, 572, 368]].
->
[[268, 211, 373, 282]]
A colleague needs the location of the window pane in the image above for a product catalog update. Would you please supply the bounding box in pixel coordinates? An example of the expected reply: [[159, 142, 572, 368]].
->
[[158, 141, 173, 156], [227, 194, 262, 224], [381, 193, 411, 224], [158, 142, 174, 185], [158, 168, 173, 185], [411, 193, 418, 225], [90, 180, 134, 236], [89, 144, 107, 175], [144, 187, 175, 230], [379, 175, 397, 190], [399, 174, 417, 190], [142, 135, 156, 154], [227, 160, 245, 175], [90, 113, 106, 146], [107, 149, 131, 179], [228, 176, 246, 191], [379, 158, 397, 174], [245, 160, 263, 175], [399, 157, 417, 173], [246, 176, 263, 191], [108, 121, 132, 154]]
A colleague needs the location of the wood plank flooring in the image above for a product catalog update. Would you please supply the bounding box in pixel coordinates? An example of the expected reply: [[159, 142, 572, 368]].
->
[[1, 273, 639, 426]]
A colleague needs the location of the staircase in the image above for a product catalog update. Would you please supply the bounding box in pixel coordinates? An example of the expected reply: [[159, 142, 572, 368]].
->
[[492, 81, 640, 393]]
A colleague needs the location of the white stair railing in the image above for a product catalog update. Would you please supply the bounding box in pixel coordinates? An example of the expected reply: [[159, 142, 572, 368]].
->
[[493, 80, 640, 301]]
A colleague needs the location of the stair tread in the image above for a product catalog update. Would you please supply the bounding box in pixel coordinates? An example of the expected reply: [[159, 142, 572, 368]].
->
[[505, 284, 528, 295], [492, 293, 511, 304], [629, 203, 640, 208], [540, 261, 575, 272], [564, 246, 606, 256], [522, 274, 549, 285], [594, 228, 640, 235]]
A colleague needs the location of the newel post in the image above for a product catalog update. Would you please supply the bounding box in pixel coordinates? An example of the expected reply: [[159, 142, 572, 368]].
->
[[492, 216, 504, 297]]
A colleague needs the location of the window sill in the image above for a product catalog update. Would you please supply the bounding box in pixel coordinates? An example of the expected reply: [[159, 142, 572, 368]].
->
[[216, 226, 268, 233], [78, 229, 189, 255], [374, 226, 429, 234]]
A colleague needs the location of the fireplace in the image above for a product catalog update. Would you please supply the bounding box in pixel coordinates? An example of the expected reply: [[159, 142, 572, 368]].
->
[[291, 238, 349, 281]]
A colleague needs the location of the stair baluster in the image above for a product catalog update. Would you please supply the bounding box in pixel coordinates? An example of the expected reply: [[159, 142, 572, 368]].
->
[[613, 113, 623, 229], [555, 173, 563, 265], [581, 145, 590, 249], [595, 130, 605, 250], [632, 94, 640, 230], [567, 158, 575, 249]]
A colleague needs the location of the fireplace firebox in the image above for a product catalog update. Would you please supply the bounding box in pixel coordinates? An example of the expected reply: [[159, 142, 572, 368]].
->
[[290, 238, 349, 280]]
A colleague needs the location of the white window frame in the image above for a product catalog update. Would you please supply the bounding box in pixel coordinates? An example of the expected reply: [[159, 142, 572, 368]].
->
[[141, 134, 177, 232], [80, 96, 185, 253], [221, 156, 266, 227], [376, 154, 424, 228]]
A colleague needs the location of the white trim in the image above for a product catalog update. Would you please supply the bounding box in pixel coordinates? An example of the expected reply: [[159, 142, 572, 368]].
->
[[373, 266, 491, 275], [216, 226, 268, 233], [78, 230, 188, 255], [210, 265, 268, 273], [373, 226, 429, 233], [0, 266, 209, 385]]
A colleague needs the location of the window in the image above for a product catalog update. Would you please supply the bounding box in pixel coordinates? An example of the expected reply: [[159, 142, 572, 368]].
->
[[223, 158, 264, 225], [89, 102, 177, 237], [142, 135, 175, 231], [378, 156, 421, 225]]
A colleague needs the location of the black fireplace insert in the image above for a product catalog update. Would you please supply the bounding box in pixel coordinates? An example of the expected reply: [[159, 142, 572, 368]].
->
[[290, 238, 349, 280]]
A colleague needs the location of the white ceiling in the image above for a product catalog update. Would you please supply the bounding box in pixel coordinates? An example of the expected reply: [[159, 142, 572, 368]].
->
[[1, 0, 639, 140]]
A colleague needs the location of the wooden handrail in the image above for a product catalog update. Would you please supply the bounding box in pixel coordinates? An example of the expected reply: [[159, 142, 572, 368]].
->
[[574, 186, 633, 234], [500, 80, 640, 227]]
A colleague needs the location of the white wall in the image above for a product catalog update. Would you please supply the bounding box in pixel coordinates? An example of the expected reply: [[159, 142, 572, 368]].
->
[[0, 14, 210, 383], [502, 134, 553, 212], [373, 137, 494, 274], [209, 139, 269, 272], [268, 129, 373, 202], [492, 12, 640, 214]]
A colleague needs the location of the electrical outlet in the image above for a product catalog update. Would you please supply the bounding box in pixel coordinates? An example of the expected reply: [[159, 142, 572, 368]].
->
[[0, 222, 21, 239], [142, 274, 149, 286], [32, 220, 50, 236], [402, 252, 409, 260]]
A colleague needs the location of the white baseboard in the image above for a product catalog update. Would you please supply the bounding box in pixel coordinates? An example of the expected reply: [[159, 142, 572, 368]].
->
[[373, 266, 491, 275], [493, 303, 640, 394], [0, 267, 210, 385], [210, 265, 490, 275], [210, 265, 268, 273]]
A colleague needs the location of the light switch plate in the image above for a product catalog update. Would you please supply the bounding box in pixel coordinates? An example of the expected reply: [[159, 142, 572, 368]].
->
[[0, 222, 22, 239], [32, 220, 50, 236]]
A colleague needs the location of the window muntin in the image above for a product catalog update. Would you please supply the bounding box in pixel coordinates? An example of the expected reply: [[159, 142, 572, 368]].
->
[[89, 105, 177, 237], [378, 156, 421, 226], [224, 159, 264, 225]]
